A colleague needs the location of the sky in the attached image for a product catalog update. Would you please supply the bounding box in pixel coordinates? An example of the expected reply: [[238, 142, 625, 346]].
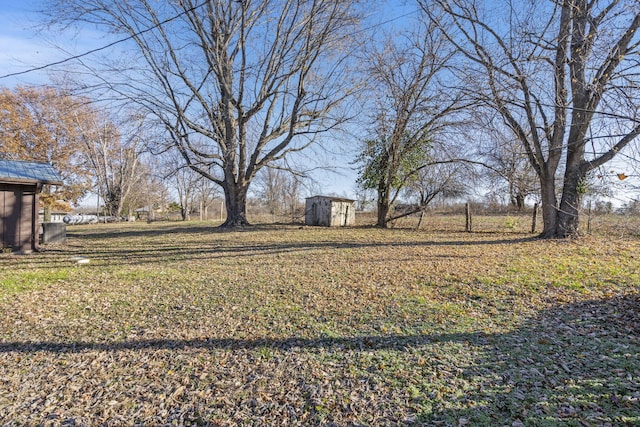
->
[[0, 1, 419, 81], [0, 0, 46, 86], [0, 0, 96, 87], [0, 0, 421, 203], [2, 1, 636, 207]]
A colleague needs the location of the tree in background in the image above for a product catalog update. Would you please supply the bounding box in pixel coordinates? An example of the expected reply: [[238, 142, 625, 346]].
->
[[474, 114, 539, 210], [356, 18, 465, 228], [192, 176, 221, 221], [255, 166, 304, 220], [161, 147, 223, 221], [74, 108, 149, 218], [0, 86, 92, 213], [163, 151, 202, 221], [403, 161, 468, 228], [422, 0, 640, 237], [357, 133, 431, 227], [133, 159, 170, 222], [49, 0, 361, 228]]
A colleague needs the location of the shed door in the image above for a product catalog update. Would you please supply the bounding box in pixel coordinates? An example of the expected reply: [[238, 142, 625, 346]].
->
[[0, 184, 36, 252]]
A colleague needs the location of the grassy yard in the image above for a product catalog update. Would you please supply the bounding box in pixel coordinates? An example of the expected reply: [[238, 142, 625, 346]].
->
[[0, 222, 638, 426]]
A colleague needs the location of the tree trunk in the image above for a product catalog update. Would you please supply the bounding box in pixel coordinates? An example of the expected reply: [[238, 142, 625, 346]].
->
[[376, 185, 390, 228], [515, 193, 525, 211], [556, 162, 587, 238], [556, 194, 581, 237], [538, 174, 559, 238], [221, 181, 250, 228], [181, 206, 190, 221], [538, 161, 586, 238]]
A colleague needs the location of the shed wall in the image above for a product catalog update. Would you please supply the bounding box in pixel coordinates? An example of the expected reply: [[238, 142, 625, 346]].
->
[[330, 201, 355, 227], [0, 184, 38, 252], [305, 197, 332, 226], [305, 197, 355, 227]]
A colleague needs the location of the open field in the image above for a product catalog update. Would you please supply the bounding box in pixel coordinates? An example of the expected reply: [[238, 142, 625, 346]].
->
[[0, 221, 638, 426]]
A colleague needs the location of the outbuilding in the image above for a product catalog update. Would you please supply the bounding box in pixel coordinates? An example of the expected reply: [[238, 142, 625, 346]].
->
[[0, 159, 64, 253], [305, 195, 356, 227]]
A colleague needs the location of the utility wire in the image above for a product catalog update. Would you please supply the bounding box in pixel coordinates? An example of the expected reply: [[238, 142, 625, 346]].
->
[[0, 4, 419, 81], [2, 4, 637, 124], [0, 0, 209, 81]]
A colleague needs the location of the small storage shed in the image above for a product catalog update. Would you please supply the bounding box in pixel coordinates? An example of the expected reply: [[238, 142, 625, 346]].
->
[[0, 159, 63, 253], [305, 195, 356, 227]]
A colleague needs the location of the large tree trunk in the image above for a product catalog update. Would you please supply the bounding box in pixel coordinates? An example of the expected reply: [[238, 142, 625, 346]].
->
[[221, 181, 250, 228], [538, 173, 559, 239], [538, 159, 587, 238], [557, 191, 581, 238], [556, 157, 588, 238], [376, 183, 390, 228], [515, 193, 525, 211]]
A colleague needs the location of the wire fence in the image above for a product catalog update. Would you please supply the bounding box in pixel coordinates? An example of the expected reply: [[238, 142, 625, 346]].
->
[[245, 204, 640, 238], [75, 200, 640, 238]]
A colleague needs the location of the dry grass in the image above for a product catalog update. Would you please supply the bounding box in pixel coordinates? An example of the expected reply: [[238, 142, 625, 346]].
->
[[0, 221, 638, 426]]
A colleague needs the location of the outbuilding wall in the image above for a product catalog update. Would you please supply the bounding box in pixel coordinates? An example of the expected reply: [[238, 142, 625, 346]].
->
[[330, 200, 355, 227], [305, 196, 355, 227], [0, 183, 38, 252]]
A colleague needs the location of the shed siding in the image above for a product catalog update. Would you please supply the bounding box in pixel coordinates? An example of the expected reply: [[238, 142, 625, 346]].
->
[[331, 201, 354, 227], [305, 196, 355, 227], [305, 196, 332, 226], [0, 184, 37, 252]]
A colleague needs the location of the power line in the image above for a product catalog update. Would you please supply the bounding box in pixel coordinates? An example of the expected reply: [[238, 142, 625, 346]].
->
[[0, 1, 208, 81], [0, 4, 419, 82]]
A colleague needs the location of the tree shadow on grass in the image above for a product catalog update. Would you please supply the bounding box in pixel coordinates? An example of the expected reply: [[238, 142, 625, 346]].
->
[[417, 293, 640, 426], [1, 227, 539, 271], [0, 294, 637, 425], [14, 233, 538, 270], [65, 222, 309, 241]]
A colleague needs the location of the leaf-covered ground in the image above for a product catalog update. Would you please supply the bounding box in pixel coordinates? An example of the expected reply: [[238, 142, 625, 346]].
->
[[0, 222, 638, 426]]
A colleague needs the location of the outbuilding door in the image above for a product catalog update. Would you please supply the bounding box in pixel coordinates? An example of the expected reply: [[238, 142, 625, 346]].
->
[[0, 184, 37, 252]]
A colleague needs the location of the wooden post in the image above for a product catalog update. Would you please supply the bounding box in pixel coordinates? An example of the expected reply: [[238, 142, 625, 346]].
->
[[96, 192, 100, 220], [587, 201, 592, 234], [531, 203, 538, 234], [465, 202, 472, 232]]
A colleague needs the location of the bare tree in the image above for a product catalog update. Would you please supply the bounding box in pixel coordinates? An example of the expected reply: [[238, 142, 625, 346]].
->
[[162, 150, 202, 221], [422, 0, 640, 237], [132, 159, 170, 222], [75, 109, 148, 218], [194, 177, 221, 221], [403, 161, 468, 228], [49, 0, 361, 228], [474, 113, 539, 210], [256, 167, 288, 216], [255, 166, 303, 218], [356, 18, 466, 228]]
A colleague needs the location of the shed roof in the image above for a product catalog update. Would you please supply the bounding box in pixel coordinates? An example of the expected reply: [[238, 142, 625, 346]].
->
[[0, 159, 64, 186], [306, 195, 355, 203]]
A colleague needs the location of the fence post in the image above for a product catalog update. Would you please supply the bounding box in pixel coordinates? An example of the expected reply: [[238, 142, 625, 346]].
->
[[465, 202, 472, 232], [531, 203, 538, 233], [587, 201, 592, 234]]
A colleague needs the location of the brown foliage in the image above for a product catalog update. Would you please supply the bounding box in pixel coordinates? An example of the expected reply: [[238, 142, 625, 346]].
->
[[0, 86, 92, 205]]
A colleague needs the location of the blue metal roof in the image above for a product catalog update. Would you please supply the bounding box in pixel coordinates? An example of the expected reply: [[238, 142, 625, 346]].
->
[[0, 159, 64, 185]]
